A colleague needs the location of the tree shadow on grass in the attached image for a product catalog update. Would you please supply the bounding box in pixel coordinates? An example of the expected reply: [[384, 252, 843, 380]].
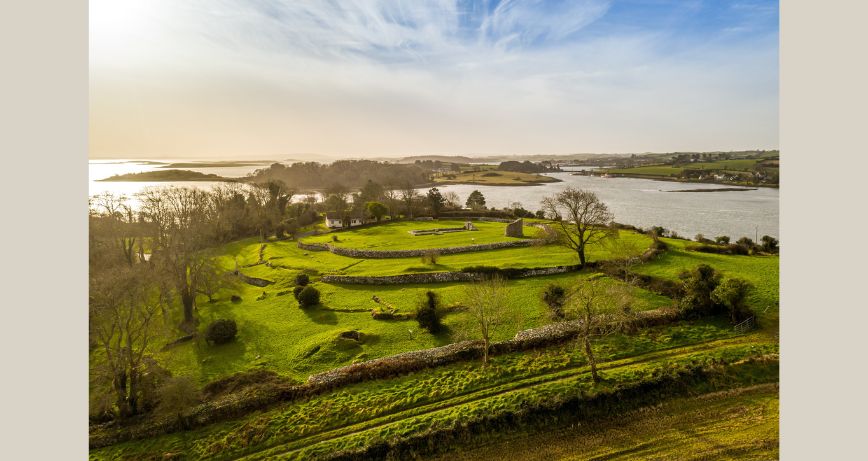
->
[[192, 336, 248, 382], [431, 324, 457, 346], [301, 305, 338, 325]]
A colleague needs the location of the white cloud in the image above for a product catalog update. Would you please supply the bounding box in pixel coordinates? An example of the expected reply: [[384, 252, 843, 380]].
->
[[89, 0, 778, 157]]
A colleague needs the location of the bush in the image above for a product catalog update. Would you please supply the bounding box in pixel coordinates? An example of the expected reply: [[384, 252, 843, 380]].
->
[[542, 284, 566, 320], [297, 286, 321, 308], [678, 264, 722, 317], [293, 285, 305, 300], [294, 273, 310, 286], [416, 291, 442, 333], [735, 236, 756, 253], [715, 235, 730, 245], [760, 235, 778, 253], [230, 295, 242, 303], [204, 319, 237, 345], [711, 278, 754, 324]]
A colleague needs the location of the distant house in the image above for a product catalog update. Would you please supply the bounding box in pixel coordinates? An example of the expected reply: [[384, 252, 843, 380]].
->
[[325, 211, 367, 229], [325, 213, 343, 229]]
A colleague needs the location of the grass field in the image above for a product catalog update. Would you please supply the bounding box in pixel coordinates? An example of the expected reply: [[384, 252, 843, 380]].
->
[[606, 159, 761, 177], [158, 269, 672, 384], [434, 383, 779, 461], [632, 238, 779, 325], [91, 323, 776, 460], [90, 221, 780, 460], [302, 220, 541, 249]]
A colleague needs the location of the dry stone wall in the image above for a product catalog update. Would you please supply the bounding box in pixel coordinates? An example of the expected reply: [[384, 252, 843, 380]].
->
[[297, 239, 542, 259], [320, 264, 580, 285]]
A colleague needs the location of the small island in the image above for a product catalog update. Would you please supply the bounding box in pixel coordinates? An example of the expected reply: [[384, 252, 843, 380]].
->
[[98, 169, 236, 182], [434, 170, 562, 186]]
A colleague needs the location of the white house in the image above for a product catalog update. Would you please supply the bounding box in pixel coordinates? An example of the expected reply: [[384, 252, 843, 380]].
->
[[325, 211, 367, 229], [325, 213, 343, 229]]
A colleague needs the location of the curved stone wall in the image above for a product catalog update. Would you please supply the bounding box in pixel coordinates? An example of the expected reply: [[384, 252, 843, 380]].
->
[[320, 264, 580, 285], [297, 238, 543, 259]]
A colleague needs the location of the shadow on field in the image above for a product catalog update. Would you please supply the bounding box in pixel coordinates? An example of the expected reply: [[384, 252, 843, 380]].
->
[[302, 306, 338, 325], [192, 336, 248, 379], [432, 324, 457, 346]]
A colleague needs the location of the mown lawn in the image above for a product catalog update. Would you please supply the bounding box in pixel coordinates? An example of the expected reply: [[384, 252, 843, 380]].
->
[[242, 229, 651, 277], [302, 219, 541, 250]]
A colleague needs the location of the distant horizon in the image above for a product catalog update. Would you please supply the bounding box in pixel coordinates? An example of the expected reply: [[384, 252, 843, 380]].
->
[[88, 148, 780, 162]]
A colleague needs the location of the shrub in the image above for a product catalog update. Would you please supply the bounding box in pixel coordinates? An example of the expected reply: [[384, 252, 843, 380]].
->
[[694, 233, 713, 244], [420, 250, 440, 265], [292, 285, 305, 300], [294, 273, 310, 286], [711, 278, 754, 324], [760, 235, 778, 253], [678, 264, 722, 316], [715, 235, 730, 245], [230, 295, 242, 303], [542, 284, 567, 320], [297, 286, 321, 308], [416, 291, 442, 333], [204, 319, 237, 345], [735, 236, 756, 253]]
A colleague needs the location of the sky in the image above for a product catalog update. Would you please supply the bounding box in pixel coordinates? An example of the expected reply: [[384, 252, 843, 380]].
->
[[89, 0, 779, 159]]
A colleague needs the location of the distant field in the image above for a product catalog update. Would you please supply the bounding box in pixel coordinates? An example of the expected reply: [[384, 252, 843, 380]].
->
[[436, 383, 779, 461], [435, 170, 560, 185], [303, 219, 541, 250], [607, 159, 761, 177]]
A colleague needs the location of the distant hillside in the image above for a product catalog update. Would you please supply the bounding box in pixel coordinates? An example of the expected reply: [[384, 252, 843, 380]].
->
[[98, 170, 235, 182]]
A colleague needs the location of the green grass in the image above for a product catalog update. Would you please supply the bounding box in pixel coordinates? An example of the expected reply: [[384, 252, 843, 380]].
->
[[303, 220, 541, 250], [91, 321, 774, 460], [90, 222, 779, 460], [256, 229, 650, 276], [434, 383, 779, 461], [634, 238, 779, 324], [606, 159, 761, 178], [158, 270, 673, 384]]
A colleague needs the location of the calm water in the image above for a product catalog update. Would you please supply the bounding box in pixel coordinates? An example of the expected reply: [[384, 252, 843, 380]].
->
[[89, 160, 779, 239]]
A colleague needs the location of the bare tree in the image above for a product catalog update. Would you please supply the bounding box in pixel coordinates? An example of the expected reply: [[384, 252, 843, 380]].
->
[[563, 276, 634, 383], [399, 182, 419, 218], [443, 191, 461, 209], [463, 276, 511, 365], [541, 187, 615, 267], [90, 193, 140, 266], [139, 187, 212, 327], [90, 264, 165, 418]]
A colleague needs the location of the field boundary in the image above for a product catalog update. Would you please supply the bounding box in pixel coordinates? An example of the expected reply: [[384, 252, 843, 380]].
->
[[297, 238, 543, 258]]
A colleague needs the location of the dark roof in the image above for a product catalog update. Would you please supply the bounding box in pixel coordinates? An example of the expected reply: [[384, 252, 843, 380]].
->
[[325, 211, 365, 220]]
